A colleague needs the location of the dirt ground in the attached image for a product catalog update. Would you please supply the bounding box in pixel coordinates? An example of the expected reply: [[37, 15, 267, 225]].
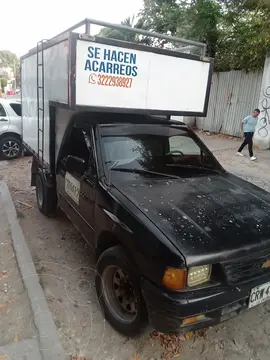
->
[[1, 136, 270, 360]]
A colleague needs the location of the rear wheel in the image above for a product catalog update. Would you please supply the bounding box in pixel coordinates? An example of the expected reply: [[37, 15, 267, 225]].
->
[[36, 171, 57, 216], [0, 136, 22, 160], [95, 246, 148, 336]]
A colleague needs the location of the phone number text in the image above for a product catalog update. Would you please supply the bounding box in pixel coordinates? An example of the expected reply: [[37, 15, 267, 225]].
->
[[88, 73, 133, 88]]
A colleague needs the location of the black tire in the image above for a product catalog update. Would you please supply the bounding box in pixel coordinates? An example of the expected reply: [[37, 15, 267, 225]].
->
[[0, 136, 22, 160], [95, 245, 148, 336], [23, 146, 32, 156], [36, 171, 57, 217]]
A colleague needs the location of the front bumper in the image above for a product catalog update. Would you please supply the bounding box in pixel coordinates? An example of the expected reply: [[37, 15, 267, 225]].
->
[[141, 276, 269, 333]]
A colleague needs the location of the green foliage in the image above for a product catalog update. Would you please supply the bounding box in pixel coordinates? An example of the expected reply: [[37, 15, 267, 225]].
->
[[138, 0, 181, 34], [183, 0, 221, 57], [215, 1, 270, 71], [99, 16, 141, 43], [0, 78, 8, 90], [0, 50, 20, 86], [0, 50, 19, 68], [100, 0, 270, 71], [215, 13, 270, 71]]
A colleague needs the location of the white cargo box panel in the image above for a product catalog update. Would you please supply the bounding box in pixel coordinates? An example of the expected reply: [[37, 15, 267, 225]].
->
[[75, 40, 212, 114], [21, 40, 69, 165]]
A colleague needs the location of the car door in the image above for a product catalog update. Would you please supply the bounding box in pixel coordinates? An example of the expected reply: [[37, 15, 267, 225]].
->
[[7, 102, 22, 136], [57, 125, 96, 242], [0, 102, 10, 134], [78, 128, 97, 237]]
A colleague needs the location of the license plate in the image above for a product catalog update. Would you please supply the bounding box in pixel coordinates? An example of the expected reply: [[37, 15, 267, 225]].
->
[[249, 281, 270, 308]]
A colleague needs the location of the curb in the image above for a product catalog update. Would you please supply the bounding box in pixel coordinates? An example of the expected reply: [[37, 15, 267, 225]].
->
[[0, 339, 43, 360], [0, 181, 67, 360]]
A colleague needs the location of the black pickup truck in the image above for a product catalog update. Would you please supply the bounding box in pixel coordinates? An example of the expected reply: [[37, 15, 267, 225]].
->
[[32, 112, 270, 336]]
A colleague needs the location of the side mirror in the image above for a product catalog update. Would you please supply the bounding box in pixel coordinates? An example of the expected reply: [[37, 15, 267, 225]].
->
[[66, 155, 86, 177]]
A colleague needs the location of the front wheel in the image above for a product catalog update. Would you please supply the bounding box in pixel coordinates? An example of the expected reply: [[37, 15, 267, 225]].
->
[[95, 246, 148, 336], [36, 171, 57, 217], [0, 136, 22, 160]]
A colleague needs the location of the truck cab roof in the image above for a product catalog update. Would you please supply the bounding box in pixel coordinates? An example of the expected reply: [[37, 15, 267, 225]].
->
[[73, 112, 187, 128]]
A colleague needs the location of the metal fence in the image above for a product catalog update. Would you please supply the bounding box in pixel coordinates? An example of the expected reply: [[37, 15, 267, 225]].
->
[[197, 70, 263, 137]]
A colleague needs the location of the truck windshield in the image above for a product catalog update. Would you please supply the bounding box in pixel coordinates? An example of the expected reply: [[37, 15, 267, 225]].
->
[[99, 124, 221, 177]]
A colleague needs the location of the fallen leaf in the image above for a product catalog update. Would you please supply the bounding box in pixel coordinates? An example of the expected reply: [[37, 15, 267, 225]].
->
[[7, 299, 15, 304], [132, 355, 140, 360], [0, 355, 7, 359], [0, 304, 7, 309], [6, 308, 11, 314], [0, 274, 8, 280], [173, 355, 180, 358], [70, 356, 87, 360], [13, 336, 18, 343], [184, 332, 193, 340]]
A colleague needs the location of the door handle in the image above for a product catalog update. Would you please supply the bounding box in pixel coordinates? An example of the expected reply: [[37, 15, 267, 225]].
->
[[0, 118, 8, 122]]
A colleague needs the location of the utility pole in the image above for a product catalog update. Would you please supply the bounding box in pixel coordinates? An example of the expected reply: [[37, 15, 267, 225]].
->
[[14, 58, 16, 90]]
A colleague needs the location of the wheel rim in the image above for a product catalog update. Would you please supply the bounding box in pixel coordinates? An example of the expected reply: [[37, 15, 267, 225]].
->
[[102, 265, 139, 324], [2, 140, 20, 158], [36, 176, 44, 208]]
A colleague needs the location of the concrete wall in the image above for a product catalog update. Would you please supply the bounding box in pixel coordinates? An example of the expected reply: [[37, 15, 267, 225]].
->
[[254, 56, 270, 149]]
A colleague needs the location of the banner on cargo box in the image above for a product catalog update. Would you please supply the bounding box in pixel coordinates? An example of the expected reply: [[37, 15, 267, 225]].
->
[[75, 40, 211, 114]]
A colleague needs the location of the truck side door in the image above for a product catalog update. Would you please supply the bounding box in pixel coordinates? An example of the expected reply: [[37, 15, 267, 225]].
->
[[79, 129, 98, 239], [57, 125, 96, 242]]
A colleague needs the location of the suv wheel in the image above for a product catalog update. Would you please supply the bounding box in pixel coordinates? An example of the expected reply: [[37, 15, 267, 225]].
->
[[0, 136, 22, 160], [95, 245, 148, 336]]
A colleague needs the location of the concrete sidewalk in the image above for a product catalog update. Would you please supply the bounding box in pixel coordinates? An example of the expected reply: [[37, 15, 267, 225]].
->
[[0, 181, 66, 360], [198, 132, 270, 192]]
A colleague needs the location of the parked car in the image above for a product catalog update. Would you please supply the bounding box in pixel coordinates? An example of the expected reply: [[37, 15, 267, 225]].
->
[[0, 98, 22, 160], [6, 89, 16, 95]]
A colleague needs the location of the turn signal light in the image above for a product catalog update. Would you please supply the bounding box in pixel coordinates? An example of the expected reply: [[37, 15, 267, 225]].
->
[[182, 314, 205, 326], [162, 267, 187, 290]]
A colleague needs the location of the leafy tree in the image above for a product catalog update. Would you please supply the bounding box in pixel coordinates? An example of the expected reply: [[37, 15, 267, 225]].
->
[[137, 0, 270, 71], [0, 50, 20, 86], [215, 0, 270, 71], [137, 0, 184, 47], [183, 0, 221, 57], [98, 16, 141, 42], [97, 0, 270, 71], [0, 50, 19, 68], [0, 78, 8, 91]]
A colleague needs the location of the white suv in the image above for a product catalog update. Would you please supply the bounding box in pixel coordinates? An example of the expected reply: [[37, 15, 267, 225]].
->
[[0, 98, 22, 160]]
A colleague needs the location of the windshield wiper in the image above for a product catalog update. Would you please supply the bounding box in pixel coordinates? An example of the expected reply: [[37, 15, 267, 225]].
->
[[111, 167, 179, 179], [108, 161, 120, 187], [166, 164, 221, 173]]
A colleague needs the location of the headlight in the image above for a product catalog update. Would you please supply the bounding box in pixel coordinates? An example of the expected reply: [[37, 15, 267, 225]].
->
[[187, 265, 211, 287]]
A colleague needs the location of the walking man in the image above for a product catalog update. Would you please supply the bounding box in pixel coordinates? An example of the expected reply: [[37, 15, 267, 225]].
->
[[236, 108, 260, 161]]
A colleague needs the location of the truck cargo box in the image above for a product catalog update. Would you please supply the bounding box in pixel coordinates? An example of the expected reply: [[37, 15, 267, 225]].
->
[[21, 18, 213, 170]]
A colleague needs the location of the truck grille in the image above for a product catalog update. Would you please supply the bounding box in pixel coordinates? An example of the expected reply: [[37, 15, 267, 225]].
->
[[222, 251, 270, 285]]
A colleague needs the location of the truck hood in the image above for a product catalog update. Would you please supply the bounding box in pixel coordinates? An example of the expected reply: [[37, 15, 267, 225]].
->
[[114, 172, 270, 266]]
